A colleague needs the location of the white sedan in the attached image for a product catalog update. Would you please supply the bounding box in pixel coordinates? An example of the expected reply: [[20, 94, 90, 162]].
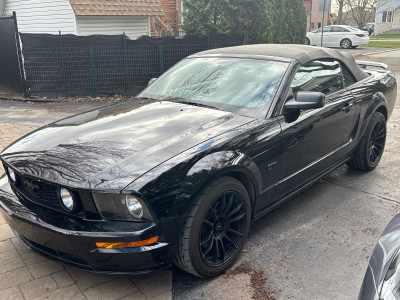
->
[[306, 25, 370, 49]]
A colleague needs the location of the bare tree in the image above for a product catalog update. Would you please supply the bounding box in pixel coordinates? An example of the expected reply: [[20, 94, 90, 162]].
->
[[344, 0, 377, 28], [336, 0, 345, 24]]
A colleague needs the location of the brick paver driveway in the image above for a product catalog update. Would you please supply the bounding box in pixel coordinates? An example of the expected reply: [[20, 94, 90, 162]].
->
[[0, 122, 172, 300]]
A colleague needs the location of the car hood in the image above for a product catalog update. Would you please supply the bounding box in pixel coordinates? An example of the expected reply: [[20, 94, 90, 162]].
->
[[1, 100, 254, 190]]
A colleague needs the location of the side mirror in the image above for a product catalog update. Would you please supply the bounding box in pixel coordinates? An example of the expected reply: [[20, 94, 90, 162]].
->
[[284, 91, 325, 111], [148, 78, 157, 86]]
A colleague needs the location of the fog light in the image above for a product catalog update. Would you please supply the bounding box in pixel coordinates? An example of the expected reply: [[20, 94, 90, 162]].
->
[[126, 195, 143, 218], [8, 169, 16, 183], [59, 188, 75, 211]]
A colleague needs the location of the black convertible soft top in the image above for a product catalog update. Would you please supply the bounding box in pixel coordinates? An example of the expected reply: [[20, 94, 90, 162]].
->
[[193, 44, 369, 82]]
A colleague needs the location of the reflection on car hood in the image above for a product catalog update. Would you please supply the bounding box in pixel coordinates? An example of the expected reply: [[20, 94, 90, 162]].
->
[[1, 100, 254, 190]]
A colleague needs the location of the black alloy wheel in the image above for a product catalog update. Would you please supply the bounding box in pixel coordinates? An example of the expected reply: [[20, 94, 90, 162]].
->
[[173, 176, 251, 277], [368, 119, 386, 166], [305, 38, 310, 45], [348, 112, 387, 171], [200, 191, 247, 267]]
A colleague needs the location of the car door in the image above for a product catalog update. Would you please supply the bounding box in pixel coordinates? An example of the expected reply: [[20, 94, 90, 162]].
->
[[329, 26, 349, 47], [243, 118, 285, 212], [279, 59, 359, 195], [320, 26, 334, 47], [311, 26, 333, 47]]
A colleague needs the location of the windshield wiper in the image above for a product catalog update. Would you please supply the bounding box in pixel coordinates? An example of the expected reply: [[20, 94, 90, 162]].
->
[[184, 101, 221, 111], [134, 96, 156, 101], [161, 97, 220, 111]]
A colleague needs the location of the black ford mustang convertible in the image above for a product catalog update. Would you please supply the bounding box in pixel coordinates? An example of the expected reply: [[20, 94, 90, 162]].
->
[[0, 45, 397, 278]]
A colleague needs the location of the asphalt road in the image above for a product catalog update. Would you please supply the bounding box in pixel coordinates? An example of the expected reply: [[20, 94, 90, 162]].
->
[[0, 48, 399, 300], [173, 49, 400, 299]]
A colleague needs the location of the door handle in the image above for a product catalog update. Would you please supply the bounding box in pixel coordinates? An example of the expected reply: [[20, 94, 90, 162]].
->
[[342, 103, 354, 113]]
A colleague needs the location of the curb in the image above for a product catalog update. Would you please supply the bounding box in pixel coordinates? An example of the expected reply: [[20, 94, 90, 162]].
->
[[0, 96, 68, 103], [355, 48, 400, 57]]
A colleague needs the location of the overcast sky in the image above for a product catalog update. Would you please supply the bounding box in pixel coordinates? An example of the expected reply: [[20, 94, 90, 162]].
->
[[331, 1, 338, 13]]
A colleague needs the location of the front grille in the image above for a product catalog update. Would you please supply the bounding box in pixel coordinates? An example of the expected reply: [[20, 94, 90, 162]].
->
[[11, 173, 82, 214], [15, 175, 60, 209]]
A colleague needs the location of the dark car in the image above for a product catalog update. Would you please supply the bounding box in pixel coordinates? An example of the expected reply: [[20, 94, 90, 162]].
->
[[359, 214, 400, 300], [0, 45, 397, 278], [363, 23, 375, 36]]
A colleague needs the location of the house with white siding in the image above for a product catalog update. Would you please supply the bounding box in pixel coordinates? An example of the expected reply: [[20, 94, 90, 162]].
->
[[0, 0, 165, 39], [375, 0, 400, 34]]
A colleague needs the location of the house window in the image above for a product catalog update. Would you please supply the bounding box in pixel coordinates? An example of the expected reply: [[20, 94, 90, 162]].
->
[[311, 22, 315, 29], [382, 11, 394, 23], [318, 22, 321, 28]]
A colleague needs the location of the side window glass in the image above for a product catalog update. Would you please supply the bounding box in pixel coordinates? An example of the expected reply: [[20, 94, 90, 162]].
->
[[341, 63, 357, 87], [323, 26, 332, 32], [291, 59, 344, 95], [332, 27, 345, 32]]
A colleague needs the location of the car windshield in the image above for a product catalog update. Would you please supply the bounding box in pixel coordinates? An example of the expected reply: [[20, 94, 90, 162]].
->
[[139, 57, 289, 118]]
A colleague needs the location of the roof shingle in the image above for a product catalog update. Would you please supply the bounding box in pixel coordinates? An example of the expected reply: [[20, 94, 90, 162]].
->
[[69, 0, 165, 16]]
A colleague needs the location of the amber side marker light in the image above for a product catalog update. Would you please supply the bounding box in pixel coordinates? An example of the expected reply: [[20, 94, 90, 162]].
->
[[96, 236, 158, 249]]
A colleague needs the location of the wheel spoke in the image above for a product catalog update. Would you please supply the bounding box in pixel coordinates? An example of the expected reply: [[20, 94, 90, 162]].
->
[[201, 231, 213, 247], [203, 219, 213, 227], [202, 238, 215, 258], [374, 122, 386, 139], [375, 143, 384, 151], [228, 202, 243, 217], [226, 227, 243, 237], [209, 207, 218, 220], [219, 239, 226, 261], [375, 132, 386, 140], [369, 147, 376, 162], [214, 238, 220, 263], [368, 148, 374, 161], [229, 212, 246, 224], [218, 195, 227, 215], [223, 234, 238, 249], [222, 193, 234, 215], [372, 146, 381, 158]]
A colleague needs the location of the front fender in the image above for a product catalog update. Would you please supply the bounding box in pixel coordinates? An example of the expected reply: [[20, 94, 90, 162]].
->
[[127, 150, 261, 220], [174, 151, 262, 218]]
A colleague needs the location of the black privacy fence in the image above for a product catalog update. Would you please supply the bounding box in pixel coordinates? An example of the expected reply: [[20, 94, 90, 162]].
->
[[0, 13, 24, 95], [20, 33, 244, 98]]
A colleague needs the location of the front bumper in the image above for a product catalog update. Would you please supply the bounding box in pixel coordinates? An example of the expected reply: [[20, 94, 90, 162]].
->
[[0, 178, 175, 274]]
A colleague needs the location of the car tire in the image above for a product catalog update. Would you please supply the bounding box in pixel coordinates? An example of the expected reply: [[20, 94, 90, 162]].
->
[[348, 112, 386, 171], [305, 38, 310, 45], [172, 176, 251, 278], [340, 38, 352, 49]]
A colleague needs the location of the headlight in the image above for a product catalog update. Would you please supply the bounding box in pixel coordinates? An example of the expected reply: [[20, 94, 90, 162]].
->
[[126, 195, 143, 218], [8, 168, 16, 183], [92, 193, 153, 221], [59, 188, 75, 212]]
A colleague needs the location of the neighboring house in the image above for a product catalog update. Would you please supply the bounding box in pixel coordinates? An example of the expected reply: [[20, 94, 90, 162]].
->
[[304, 0, 331, 32], [151, 0, 181, 37], [375, 0, 400, 34], [1, 0, 164, 39]]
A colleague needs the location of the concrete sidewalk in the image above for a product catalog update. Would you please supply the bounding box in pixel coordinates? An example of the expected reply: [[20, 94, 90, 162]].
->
[[0, 122, 172, 300]]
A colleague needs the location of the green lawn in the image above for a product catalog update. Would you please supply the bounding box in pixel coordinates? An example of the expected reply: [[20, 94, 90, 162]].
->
[[370, 34, 400, 40], [360, 41, 400, 48]]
